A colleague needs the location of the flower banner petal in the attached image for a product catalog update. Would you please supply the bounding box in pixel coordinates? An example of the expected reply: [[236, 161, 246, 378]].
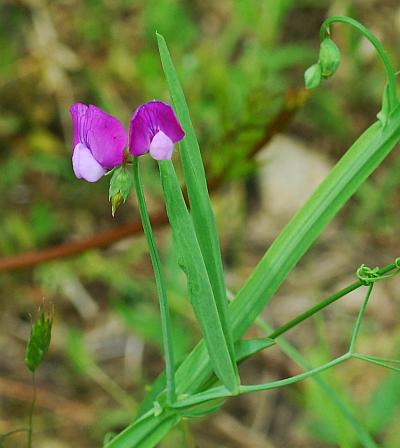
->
[[70, 103, 89, 149], [86, 105, 127, 168]]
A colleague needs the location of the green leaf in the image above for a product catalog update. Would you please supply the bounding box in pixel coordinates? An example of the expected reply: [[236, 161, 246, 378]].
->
[[156, 33, 237, 371], [235, 338, 275, 362], [104, 409, 181, 448], [25, 309, 53, 372], [158, 160, 239, 394], [135, 371, 167, 422]]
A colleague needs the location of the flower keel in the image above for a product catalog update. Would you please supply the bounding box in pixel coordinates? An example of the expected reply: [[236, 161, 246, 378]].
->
[[72, 143, 107, 182], [149, 131, 174, 160]]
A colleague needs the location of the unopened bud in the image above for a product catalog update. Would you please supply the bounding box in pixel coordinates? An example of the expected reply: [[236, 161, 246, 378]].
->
[[111, 192, 124, 217], [319, 38, 340, 78], [109, 165, 133, 217], [304, 63, 322, 89]]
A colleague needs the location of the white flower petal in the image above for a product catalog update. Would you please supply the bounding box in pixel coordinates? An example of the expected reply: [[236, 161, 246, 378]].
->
[[72, 143, 106, 182]]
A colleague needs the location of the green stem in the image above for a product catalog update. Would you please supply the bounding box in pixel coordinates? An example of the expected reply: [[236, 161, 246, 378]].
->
[[172, 353, 351, 408], [356, 354, 400, 364], [268, 261, 399, 340], [241, 353, 351, 392], [320, 16, 398, 110], [353, 353, 400, 373], [27, 372, 36, 448], [256, 319, 378, 448], [132, 157, 176, 404], [267, 282, 360, 339], [349, 284, 374, 353]]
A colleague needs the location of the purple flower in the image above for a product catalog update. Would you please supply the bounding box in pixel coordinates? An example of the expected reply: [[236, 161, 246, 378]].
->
[[70, 103, 127, 182], [129, 101, 185, 160]]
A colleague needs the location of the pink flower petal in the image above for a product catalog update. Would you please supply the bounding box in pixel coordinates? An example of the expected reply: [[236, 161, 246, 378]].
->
[[149, 131, 174, 160], [72, 143, 106, 182], [69, 103, 127, 169], [129, 101, 185, 157], [86, 105, 127, 168], [70, 103, 89, 149]]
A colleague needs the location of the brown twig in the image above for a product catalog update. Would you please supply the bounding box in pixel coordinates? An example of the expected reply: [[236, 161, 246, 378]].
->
[[0, 88, 309, 272]]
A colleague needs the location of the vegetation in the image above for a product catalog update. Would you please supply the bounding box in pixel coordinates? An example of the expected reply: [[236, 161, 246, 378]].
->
[[1, 1, 400, 447]]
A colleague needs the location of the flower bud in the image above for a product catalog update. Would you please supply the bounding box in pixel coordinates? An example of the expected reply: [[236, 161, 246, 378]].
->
[[319, 38, 340, 78], [109, 165, 133, 216], [304, 63, 322, 89], [111, 192, 124, 217]]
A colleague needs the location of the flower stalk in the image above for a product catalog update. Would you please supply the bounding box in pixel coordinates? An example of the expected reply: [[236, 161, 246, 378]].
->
[[320, 16, 398, 110]]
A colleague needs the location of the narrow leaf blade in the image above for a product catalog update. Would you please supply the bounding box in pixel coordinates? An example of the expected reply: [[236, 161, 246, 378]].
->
[[104, 409, 180, 448], [159, 160, 239, 393], [156, 33, 236, 367]]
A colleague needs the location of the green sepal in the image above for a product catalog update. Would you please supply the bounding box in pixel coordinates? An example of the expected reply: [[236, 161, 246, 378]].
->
[[319, 37, 341, 78], [109, 164, 133, 216], [304, 63, 322, 89], [25, 309, 53, 372]]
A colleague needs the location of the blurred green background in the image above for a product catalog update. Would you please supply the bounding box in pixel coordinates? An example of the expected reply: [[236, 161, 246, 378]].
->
[[1, 0, 400, 446]]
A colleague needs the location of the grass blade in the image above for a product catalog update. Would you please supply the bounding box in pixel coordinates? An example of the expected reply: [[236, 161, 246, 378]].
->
[[156, 33, 236, 368]]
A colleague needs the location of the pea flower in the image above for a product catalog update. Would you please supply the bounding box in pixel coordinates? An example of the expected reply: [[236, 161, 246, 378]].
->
[[70, 101, 184, 183], [129, 101, 185, 160], [70, 103, 127, 182]]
